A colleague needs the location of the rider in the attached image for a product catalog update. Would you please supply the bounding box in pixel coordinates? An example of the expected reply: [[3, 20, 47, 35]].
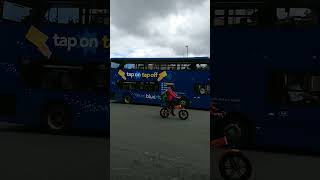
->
[[166, 85, 180, 116]]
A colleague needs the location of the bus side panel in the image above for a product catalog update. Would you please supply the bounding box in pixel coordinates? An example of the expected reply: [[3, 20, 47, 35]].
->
[[174, 71, 210, 109], [111, 68, 210, 109], [212, 29, 266, 145], [16, 91, 109, 133]]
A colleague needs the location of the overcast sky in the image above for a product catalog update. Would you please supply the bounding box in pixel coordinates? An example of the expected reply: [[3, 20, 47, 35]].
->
[[110, 0, 210, 58]]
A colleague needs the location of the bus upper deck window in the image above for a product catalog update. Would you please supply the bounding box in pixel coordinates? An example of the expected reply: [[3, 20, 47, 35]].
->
[[2, 1, 31, 22], [160, 64, 167, 70]]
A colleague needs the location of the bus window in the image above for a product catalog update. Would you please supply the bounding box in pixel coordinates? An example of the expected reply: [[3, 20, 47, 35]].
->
[[214, 7, 316, 27], [310, 75, 320, 92], [177, 64, 181, 70], [147, 64, 154, 70], [116, 81, 159, 92], [137, 64, 145, 70], [189, 64, 197, 71], [180, 64, 189, 70], [47, 8, 80, 24], [268, 72, 287, 104], [91, 64, 108, 94], [213, 8, 259, 27], [88, 9, 109, 25], [269, 72, 320, 105], [160, 64, 167, 70], [146, 64, 160, 70], [19, 60, 43, 87], [213, 9, 225, 26], [144, 82, 159, 92], [152, 64, 160, 70], [197, 64, 209, 71], [277, 8, 314, 26], [0, 94, 16, 116], [123, 64, 133, 69], [41, 65, 83, 90], [168, 64, 177, 70], [2, 1, 31, 22], [194, 83, 209, 95], [137, 82, 144, 90], [287, 73, 309, 104], [121, 81, 134, 90], [116, 80, 123, 89]]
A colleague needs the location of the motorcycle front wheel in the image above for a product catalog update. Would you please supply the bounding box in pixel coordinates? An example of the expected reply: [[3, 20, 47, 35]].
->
[[219, 150, 252, 180]]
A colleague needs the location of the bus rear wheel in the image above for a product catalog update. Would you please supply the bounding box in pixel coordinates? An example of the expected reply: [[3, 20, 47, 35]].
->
[[43, 106, 71, 134], [123, 96, 132, 104]]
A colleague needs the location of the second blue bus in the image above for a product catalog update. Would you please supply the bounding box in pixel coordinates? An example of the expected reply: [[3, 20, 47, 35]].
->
[[111, 57, 210, 110]]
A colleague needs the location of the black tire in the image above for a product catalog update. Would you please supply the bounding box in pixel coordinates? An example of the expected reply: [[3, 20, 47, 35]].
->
[[123, 95, 132, 104], [42, 106, 71, 134], [219, 151, 252, 180], [178, 109, 189, 120], [160, 107, 170, 118]]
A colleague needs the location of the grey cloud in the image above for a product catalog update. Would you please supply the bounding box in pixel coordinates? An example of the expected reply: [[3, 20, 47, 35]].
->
[[111, 0, 210, 57]]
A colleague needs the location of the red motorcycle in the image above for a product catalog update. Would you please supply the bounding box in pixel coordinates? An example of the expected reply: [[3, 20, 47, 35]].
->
[[160, 97, 189, 120], [211, 122, 252, 180]]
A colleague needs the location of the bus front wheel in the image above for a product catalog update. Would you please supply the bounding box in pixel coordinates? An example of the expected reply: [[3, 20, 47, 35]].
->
[[43, 106, 71, 134]]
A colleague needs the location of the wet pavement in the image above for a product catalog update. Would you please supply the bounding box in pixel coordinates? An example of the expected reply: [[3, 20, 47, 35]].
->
[[0, 123, 109, 180], [211, 148, 320, 180], [110, 103, 210, 180]]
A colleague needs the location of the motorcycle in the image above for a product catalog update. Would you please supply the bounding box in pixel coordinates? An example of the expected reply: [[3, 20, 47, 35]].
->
[[160, 98, 189, 120], [211, 124, 252, 180]]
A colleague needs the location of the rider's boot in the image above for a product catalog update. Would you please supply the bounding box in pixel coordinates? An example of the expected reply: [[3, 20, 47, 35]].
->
[[171, 108, 176, 116]]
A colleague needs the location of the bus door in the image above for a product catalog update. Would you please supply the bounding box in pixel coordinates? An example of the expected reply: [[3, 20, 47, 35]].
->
[[264, 70, 320, 148], [192, 81, 210, 109]]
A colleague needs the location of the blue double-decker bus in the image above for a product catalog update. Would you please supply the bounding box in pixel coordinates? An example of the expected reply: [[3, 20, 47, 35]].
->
[[211, 1, 320, 151], [111, 57, 210, 109], [0, 0, 109, 134]]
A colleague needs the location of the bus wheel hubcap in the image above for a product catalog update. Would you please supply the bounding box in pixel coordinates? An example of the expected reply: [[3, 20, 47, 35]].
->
[[48, 113, 65, 130], [124, 97, 130, 103]]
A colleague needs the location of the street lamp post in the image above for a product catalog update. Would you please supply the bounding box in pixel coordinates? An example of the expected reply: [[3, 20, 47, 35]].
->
[[186, 45, 189, 58]]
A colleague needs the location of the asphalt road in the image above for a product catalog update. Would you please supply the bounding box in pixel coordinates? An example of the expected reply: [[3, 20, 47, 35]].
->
[[0, 123, 109, 180], [110, 103, 210, 180], [211, 148, 320, 180]]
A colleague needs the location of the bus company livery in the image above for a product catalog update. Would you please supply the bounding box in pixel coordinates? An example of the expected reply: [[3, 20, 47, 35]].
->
[[111, 57, 210, 110], [211, 1, 320, 151], [0, 0, 109, 134]]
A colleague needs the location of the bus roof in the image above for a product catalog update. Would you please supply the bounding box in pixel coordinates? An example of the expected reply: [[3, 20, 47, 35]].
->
[[111, 57, 210, 64], [214, 0, 320, 8], [6, 0, 108, 8]]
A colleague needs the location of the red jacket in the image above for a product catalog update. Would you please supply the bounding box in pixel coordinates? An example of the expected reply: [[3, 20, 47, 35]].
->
[[167, 89, 177, 101]]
